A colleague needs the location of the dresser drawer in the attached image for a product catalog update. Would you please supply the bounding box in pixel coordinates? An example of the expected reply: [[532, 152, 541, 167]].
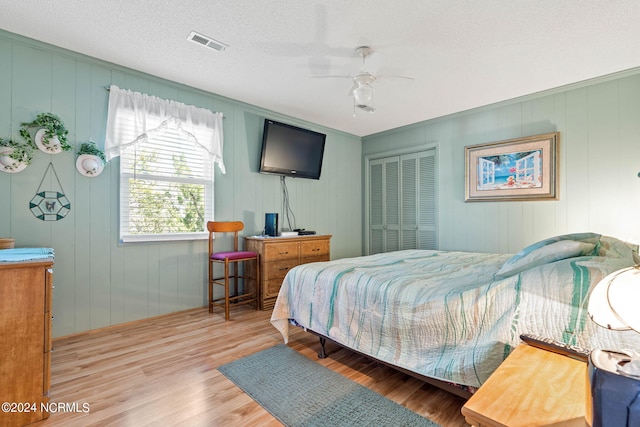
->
[[264, 278, 285, 301], [302, 254, 330, 264], [301, 240, 330, 257], [264, 242, 300, 260], [264, 258, 299, 280]]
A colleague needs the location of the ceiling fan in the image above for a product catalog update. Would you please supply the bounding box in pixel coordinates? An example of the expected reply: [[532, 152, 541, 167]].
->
[[313, 46, 413, 115]]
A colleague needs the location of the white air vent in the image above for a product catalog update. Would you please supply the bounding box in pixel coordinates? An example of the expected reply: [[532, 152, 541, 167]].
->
[[187, 31, 228, 52]]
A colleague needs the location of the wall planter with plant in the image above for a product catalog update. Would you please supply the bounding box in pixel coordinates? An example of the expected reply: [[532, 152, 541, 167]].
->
[[76, 141, 107, 177], [0, 138, 34, 173], [20, 112, 71, 154]]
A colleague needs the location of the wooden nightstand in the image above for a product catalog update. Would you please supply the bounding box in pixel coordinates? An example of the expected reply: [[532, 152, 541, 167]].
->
[[461, 344, 588, 427]]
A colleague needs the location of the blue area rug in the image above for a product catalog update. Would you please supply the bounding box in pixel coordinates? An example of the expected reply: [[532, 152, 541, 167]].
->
[[218, 344, 441, 427]]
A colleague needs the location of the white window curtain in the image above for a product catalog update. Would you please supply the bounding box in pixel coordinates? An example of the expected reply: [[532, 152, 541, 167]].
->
[[105, 85, 225, 173], [105, 85, 224, 243]]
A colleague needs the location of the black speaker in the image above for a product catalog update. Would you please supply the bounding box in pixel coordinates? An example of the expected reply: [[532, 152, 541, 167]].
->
[[265, 213, 278, 236]]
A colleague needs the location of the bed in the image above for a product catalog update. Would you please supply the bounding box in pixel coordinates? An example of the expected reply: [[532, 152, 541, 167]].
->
[[270, 233, 640, 397]]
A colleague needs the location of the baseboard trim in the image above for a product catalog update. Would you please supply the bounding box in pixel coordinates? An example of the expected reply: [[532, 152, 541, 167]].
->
[[52, 306, 207, 343]]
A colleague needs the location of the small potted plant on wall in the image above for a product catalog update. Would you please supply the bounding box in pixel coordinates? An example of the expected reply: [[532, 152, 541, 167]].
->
[[76, 141, 107, 177], [20, 112, 71, 154], [0, 138, 33, 173]]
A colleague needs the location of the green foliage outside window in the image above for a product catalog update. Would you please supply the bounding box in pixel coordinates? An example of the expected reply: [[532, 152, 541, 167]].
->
[[127, 150, 205, 235]]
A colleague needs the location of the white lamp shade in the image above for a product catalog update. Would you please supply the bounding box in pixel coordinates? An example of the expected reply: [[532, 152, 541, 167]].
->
[[353, 84, 373, 108], [607, 267, 640, 333], [588, 266, 640, 332]]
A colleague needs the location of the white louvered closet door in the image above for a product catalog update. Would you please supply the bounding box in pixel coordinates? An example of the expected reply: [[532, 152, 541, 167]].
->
[[369, 157, 399, 254], [368, 149, 437, 254]]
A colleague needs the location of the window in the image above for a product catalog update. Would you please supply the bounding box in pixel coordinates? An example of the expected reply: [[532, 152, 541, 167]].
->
[[119, 122, 213, 242], [105, 85, 224, 243]]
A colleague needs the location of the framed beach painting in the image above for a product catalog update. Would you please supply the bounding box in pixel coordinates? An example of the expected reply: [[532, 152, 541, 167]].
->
[[465, 132, 559, 202]]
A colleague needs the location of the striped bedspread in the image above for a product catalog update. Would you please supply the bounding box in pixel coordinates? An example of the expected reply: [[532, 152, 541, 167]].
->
[[271, 238, 640, 388]]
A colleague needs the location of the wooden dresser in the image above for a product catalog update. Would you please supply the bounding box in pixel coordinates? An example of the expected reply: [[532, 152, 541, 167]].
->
[[0, 259, 54, 426], [245, 234, 331, 310]]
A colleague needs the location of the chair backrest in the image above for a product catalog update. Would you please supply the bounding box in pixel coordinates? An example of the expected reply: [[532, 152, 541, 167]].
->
[[207, 221, 244, 254]]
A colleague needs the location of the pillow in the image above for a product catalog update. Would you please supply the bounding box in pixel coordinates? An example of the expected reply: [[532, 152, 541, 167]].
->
[[495, 240, 596, 278], [598, 235, 637, 262], [502, 232, 601, 267]]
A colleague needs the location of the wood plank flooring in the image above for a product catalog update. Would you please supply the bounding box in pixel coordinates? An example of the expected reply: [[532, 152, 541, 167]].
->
[[38, 306, 467, 427]]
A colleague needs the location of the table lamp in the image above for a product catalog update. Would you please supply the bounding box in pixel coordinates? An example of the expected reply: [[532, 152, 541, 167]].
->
[[587, 265, 640, 427]]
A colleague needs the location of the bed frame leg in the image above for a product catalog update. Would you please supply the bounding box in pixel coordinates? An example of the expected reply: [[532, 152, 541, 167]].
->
[[318, 337, 327, 359]]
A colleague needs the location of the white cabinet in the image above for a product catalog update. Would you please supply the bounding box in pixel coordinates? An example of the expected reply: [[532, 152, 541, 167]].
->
[[367, 150, 436, 254]]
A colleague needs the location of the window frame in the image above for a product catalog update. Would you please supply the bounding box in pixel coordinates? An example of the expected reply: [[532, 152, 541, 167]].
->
[[117, 126, 214, 244]]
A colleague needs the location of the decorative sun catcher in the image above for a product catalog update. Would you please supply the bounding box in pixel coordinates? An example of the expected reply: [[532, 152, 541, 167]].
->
[[30, 162, 71, 221]]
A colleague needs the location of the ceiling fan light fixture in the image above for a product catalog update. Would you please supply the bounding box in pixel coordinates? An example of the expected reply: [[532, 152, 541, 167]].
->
[[353, 84, 374, 111], [315, 46, 409, 115]]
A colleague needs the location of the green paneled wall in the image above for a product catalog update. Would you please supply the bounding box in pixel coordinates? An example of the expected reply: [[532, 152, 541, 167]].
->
[[363, 69, 640, 255], [0, 30, 362, 337], [6, 26, 640, 338]]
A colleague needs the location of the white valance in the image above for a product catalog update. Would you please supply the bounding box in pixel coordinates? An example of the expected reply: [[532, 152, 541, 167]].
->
[[104, 85, 225, 173]]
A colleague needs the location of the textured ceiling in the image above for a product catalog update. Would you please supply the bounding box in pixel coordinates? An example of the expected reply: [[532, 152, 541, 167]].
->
[[1, 1, 640, 137]]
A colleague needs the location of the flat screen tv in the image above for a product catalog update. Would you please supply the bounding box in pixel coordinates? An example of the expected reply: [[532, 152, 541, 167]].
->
[[259, 119, 326, 180]]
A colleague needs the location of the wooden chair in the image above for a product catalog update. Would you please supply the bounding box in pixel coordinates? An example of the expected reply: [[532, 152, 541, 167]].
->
[[207, 221, 259, 320]]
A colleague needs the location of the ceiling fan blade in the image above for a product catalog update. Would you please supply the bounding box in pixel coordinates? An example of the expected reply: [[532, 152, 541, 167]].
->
[[377, 74, 414, 81], [310, 74, 352, 79]]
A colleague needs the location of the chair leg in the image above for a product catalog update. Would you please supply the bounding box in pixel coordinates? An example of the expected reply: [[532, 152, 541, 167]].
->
[[254, 258, 260, 311], [224, 260, 230, 321], [233, 262, 239, 297], [208, 262, 213, 313]]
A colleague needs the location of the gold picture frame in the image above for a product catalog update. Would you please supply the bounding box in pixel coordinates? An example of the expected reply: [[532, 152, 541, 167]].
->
[[465, 132, 559, 202]]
